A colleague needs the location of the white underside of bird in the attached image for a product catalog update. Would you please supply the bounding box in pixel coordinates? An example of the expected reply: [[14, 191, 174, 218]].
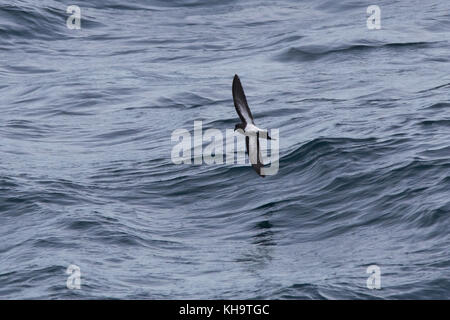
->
[[239, 124, 270, 138]]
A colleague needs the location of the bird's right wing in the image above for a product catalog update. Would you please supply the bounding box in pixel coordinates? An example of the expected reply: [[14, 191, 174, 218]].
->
[[246, 134, 265, 177], [233, 74, 255, 125]]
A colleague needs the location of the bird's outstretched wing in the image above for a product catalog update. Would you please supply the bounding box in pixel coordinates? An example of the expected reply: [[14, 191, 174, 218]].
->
[[246, 134, 265, 177], [233, 74, 254, 125]]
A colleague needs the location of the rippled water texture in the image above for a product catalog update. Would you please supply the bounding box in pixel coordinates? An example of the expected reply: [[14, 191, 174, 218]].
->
[[0, 0, 449, 299]]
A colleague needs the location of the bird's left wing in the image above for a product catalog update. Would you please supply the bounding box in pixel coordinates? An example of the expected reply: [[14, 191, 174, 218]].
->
[[233, 74, 255, 125]]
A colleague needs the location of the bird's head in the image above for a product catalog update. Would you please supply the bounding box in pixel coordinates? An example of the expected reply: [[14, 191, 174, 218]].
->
[[234, 123, 245, 132]]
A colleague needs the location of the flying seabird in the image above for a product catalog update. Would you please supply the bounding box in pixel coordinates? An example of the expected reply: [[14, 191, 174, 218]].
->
[[232, 74, 271, 177]]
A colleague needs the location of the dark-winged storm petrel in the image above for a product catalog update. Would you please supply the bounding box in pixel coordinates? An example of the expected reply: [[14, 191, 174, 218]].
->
[[232, 74, 272, 178]]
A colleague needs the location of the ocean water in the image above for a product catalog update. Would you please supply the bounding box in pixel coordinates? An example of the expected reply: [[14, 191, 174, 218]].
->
[[0, 0, 449, 299]]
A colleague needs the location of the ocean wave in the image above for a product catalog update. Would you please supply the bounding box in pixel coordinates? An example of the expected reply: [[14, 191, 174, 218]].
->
[[0, 0, 449, 300], [275, 41, 435, 62]]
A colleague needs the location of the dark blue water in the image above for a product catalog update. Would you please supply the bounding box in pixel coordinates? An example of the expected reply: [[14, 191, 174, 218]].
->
[[0, 0, 449, 299]]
